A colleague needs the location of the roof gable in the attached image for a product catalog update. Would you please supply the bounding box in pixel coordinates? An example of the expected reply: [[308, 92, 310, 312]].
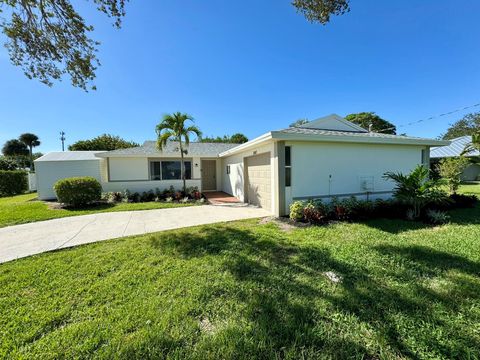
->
[[299, 114, 368, 133]]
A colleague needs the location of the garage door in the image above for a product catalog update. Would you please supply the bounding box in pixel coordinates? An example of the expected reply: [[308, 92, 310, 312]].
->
[[246, 152, 271, 210]]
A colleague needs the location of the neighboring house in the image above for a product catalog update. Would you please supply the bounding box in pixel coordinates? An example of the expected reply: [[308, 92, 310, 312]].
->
[[430, 135, 480, 181], [35, 114, 448, 216]]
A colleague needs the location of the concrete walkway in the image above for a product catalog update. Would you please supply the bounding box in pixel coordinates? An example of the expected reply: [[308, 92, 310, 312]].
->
[[0, 205, 269, 264]]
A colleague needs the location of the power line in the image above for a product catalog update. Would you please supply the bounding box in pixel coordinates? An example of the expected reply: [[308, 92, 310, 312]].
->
[[375, 102, 480, 134]]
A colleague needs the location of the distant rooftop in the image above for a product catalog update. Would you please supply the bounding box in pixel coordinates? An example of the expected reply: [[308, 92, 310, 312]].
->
[[35, 151, 106, 162], [431, 136, 480, 158], [97, 140, 239, 157]]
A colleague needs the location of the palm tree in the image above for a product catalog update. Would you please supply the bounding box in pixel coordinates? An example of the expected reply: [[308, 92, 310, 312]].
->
[[155, 113, 202, 194], [2, 139, 29, 167], [462, 130, 480, 155], [19, 133, 40, 171]]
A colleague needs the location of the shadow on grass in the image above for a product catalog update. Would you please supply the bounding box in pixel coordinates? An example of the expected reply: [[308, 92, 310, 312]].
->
[[364, 204, 480, 234], [149, 224, 480, 358]]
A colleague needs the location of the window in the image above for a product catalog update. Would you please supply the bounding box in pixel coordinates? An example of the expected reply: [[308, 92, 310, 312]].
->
[[150, 161, 192, 180], [285, 146, 291, 187], [226, 165, 230, 174], [150, 161, 161, 180], [421, 149, 427, 166]]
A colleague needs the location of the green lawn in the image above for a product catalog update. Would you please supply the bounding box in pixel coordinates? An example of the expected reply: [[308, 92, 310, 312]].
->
[[0, 193, 196, 228], [1, 185, 479, 359]]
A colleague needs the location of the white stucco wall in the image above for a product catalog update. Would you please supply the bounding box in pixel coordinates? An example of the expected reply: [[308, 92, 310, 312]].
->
[[285, 141, 426, 209], [108, 157, 149, 181], [36, 159, 105, 200], [221, 142, 275, 206]]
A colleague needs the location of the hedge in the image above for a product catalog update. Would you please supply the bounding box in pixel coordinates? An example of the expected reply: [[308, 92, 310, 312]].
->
[[54, 176, 102, 207], [0, 170, 28, 196]]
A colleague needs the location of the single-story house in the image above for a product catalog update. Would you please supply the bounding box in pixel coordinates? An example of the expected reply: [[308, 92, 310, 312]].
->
[[35, 114, 449, 216], [430, 135, 480, 181]]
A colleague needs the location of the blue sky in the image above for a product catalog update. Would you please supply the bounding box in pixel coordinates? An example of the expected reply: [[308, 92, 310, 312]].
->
[[1, 0, 479, 152]]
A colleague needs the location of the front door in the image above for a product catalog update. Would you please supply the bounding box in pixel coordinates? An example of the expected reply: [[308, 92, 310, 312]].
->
[[201, 160, 216, 191]]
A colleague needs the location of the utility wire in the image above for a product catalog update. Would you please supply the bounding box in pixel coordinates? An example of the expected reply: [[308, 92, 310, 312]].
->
[[375, 102, 480, 134]]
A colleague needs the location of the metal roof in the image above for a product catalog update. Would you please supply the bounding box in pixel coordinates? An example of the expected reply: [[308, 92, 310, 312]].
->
[[430, 136, 480, 158], [97, 141, 239, 158], [35, 151, 106, 162]]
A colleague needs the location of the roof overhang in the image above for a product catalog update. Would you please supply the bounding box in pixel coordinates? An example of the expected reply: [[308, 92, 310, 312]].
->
[[95, 152, 221, 159], [270, 131, 451, 147], [219, 132, 273, 157]]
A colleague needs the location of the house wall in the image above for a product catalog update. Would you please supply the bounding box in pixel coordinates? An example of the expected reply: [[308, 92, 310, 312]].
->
[[462, 162, 480, 181], [36, 159, 105, 200], [108, 157, 148, 181], [102, 180, 202, 193], [284, 141, 426, 212], [221, 142, 275, 206]]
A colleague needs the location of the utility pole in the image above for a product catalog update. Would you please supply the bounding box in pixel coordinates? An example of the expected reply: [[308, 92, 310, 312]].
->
[[60, 131, 66, 151]]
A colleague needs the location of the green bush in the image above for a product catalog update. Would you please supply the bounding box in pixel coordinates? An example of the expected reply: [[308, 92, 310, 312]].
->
[[0, 170, 28, 196], [54, 177, 102, 207], [289, 201, 305, 221]]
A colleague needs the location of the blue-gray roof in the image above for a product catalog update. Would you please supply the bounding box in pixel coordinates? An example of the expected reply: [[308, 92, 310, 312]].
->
[[430, 136, 480, 158], [97, 140, 239, 158]]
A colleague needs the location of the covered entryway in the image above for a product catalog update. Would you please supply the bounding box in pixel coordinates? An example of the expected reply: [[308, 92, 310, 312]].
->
[[246, 152, 271, 210], [201, 160, 217, 191]]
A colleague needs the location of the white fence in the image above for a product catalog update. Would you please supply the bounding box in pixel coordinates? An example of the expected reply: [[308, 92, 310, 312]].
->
[[28, 173, 36, 191]]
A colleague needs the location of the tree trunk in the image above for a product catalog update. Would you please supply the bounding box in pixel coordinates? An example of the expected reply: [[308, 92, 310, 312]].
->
[[179, 141, 186, 195]]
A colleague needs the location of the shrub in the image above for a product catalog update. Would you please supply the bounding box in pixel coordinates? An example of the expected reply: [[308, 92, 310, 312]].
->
[[0, 170, 28, 196], [54, 177, 102, 207], [425, 209, 450, 225], [140, 190, 155, 202], [289, 201, 305, 221], [303, 203, 327, 224], [102, 191, 124, 203], [449, 193, 478, 208], [437, 157, 469, 194]]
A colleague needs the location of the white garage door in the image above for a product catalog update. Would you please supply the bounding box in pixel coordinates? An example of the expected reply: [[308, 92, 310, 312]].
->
[[246, 152, 271, 210]]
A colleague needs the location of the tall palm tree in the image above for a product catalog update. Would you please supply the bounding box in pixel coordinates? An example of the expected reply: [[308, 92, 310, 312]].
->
[[156, 113, 202, 194], [19, 133, 40, 171]]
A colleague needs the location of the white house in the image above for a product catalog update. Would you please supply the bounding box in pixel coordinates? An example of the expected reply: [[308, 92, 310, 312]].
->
[[430, 135, 480, 181], [35, 114, 449, 216]]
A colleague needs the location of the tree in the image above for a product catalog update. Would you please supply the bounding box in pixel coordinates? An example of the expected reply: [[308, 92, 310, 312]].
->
[[2, 139, 29, 167], [156, 113, 202, 194], [290, 119, 310, 127], [0, 1, 349, 90], [437, 157, 469, 194], [200, 133, 248, 144], [441, 112, 480, 140], [345, 112, 396, 134], [292, 0, 350, 24], [230, 133, 249, 144], [19, 133, 40, 170], [68, 134, 139, 151], [0, 157, 17, 171], [0, 0, 126, 91]]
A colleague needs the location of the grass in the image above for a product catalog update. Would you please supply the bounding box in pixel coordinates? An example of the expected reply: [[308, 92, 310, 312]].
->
[[0, 193, 197, 228], [0, 184, 479, 359]]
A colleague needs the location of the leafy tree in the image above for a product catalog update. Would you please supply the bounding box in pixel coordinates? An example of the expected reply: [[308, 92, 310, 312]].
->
[[68, 134, 139, 151], [2, 139, 29, 167], [200, 133, 248, 144], [0, 0, 349, 90], [436, 157, 469, 194], [156, 112, 202, 194], [292, 0, 350, 24], [0, 0, 126, 91], [0, 157, 17, 171], [290, 119, 310, 127], [230, 133, 249, 144], [345, 112, 396, 134], [19, 133, 40, 170], [441, 112, 480, 140], [383, 165, 446, 219]]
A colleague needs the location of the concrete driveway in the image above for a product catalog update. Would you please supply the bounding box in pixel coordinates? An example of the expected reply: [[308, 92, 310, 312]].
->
[[0, 205, 269, 264]]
